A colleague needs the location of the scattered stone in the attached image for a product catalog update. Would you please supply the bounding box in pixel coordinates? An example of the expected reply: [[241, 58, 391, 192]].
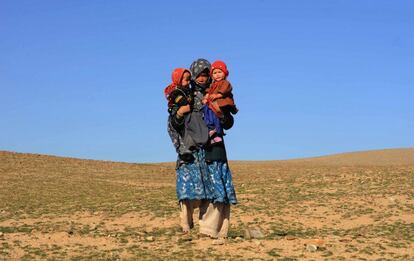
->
[[306, 244, 318, 252], [268, 229, 275, 234], [0, 232, 3, 237], [286, 235, 297, 241], [164, 230, 172, 236], [212, 238, 225, 245], [235, 236, 243, 241], [339, 238, 352, 243], [306, 239, 325, 246], [241, 183, 245, 188], [145, 236, 154, 242], [245, 227, 265, 239]]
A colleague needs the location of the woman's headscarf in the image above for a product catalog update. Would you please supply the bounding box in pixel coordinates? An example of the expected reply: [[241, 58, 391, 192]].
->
[[190, 58, 211, 83]]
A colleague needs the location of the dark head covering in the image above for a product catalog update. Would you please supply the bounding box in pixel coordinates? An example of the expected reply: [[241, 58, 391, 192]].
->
[[190, 58, 211, 81]]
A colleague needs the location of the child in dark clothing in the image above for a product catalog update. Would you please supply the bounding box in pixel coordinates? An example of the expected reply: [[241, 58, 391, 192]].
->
[[202, 60, 238, 144], [164, 68, 194, 160], [164, 68, 193, 117]]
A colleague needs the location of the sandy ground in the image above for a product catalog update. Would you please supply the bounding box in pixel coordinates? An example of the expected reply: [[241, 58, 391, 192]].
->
[[1, 149, 413, 260]]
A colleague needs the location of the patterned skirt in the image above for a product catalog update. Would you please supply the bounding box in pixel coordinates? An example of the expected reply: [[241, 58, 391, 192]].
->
[[176, 149, 208, 201], [204, 161, 238, 204]]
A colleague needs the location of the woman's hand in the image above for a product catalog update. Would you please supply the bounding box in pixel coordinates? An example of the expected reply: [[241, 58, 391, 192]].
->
[[177, 105, 191, 118], [202, 94, 209, 104]]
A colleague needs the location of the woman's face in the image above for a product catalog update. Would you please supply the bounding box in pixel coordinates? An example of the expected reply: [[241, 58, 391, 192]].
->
[[195, 71, 209, 85], [181, 71, 191, 88], [212, 69, 225, 82]]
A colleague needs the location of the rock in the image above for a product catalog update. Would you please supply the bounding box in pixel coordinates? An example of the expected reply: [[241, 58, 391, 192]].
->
[[244, 229, 251, 239], [306, 244, 318, 252], [145, 236, 154, 242], [286, 235, 296, 241], [339, 238, 352, 243], [212, 238, 225, 245], [245, 227, 265, 239], [0, 232, 3, 237], [306, 239, 325, 246], [235, 236, 243, 241]]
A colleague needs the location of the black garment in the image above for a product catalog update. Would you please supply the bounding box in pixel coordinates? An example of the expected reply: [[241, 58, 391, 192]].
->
[[205, 141, 228, 162]]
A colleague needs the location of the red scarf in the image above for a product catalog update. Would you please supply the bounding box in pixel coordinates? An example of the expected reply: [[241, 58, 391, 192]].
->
[[164, 68, 189, 100]]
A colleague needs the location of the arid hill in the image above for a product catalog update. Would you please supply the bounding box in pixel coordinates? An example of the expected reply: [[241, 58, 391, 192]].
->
[[0, 148, 413, 260]]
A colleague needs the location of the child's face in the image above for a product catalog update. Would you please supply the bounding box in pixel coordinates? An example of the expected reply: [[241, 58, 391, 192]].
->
[[212, 69, 225, 82], [180, 71, 191, 88]]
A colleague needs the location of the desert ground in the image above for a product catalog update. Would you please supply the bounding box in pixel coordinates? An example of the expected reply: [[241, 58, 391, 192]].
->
[[0, 148, 413, 260]]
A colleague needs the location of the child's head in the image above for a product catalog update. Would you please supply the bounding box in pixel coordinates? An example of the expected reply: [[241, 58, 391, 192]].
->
[[172, 68, 191, 88], [211, 60, 228, 82], [164, 68, 191, 101]]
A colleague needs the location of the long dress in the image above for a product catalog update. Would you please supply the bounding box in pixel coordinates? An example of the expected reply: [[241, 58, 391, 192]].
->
[[193, 84, 238, 238]]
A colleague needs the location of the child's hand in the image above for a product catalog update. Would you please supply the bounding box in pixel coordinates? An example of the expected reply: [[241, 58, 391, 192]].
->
[[210, 93, 222, 101], [177, 105, 191, 117]]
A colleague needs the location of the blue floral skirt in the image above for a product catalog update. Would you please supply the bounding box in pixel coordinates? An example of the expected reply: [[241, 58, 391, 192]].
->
[[204, 161, 238, 204], [176, 150, 237, 204], [176, 149, 208, 201]]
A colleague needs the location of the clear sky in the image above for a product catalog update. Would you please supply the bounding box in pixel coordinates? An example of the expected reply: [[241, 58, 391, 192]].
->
[[1, 1, 413, 163]]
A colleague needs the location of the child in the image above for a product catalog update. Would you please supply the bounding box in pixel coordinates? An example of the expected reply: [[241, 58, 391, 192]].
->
[[164, 68, 194, 161], [203, 60, 238, 143], [164, 68, 193, 117]]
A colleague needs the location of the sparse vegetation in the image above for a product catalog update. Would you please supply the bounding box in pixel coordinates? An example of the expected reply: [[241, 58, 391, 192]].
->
[[1, 149, 413, 259]]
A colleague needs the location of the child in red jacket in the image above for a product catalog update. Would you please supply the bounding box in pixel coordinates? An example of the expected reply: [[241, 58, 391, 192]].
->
[[203, 60, 238, 118], [202, 60, 238, 144]]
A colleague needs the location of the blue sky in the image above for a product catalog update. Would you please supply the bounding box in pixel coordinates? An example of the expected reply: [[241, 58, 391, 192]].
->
[[1, 1, 413, 163]]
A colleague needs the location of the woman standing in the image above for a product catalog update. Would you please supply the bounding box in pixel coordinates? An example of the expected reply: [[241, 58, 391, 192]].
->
[[189, 58, 237, 239]]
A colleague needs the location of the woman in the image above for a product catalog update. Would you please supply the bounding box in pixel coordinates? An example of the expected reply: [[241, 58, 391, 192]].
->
[[189, 58, 237, 239], [167, 58, 237, 239]]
